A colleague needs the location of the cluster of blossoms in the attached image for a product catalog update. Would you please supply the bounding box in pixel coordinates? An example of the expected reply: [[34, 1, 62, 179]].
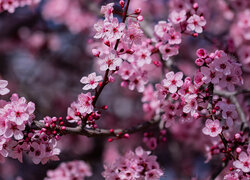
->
[[45, 160, 92, 180], [0, 0, 40, 13], [102, 146, 163, 180], [196, 49, 243, 91], [0, 81, 60, 164], [42, 0, 96, 34], [92, 2, 151, 92], [153, 1, 206, 62]]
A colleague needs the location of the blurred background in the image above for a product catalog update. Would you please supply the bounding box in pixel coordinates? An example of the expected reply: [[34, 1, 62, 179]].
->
[[0, 0, 249, 179]]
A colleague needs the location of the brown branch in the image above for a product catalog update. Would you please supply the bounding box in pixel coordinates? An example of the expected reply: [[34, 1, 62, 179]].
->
[[34, 118, 160, 137]]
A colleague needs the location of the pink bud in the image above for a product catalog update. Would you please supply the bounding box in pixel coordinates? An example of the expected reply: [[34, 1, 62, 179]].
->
[[109, 75, 115, 82], [121, 81, 128, 87], [134, 8, 141, 14], [92, 49, 100, 57], [193, 3, 198, 10], [192, 33, 198, 37], [234, 133, 241, 139], [119, 0, 125, 8], [123, 133, 130, 139], [236, 147, 241, 153], [196, 48, 207, 58], [137, 15, 144, 22], [195, 58, 204, 66]]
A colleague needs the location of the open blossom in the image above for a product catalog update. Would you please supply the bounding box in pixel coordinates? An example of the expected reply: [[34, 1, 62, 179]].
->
[[45, 160, 92, 180], [0, 80, 10, 95], [201, 66, 222, 84], [167, 28, 182, 44], [186, 14, 206, 33], [202, 119, 222, 137], [154, 21, 171, 39], [169, 10, 187, 24], [162, 71, 183, 93], [159, 44, 179, 60], [99, 50, 122, 71], [123, 20, 144, 45], [106, 18, 125, 41], [233, 152, 250, 173], [77, 93, 94, 114], [183, 94, 198, 116], [80, 72, 103, 90], [100, 3, 114, 20], [102, 147, 163, 180]]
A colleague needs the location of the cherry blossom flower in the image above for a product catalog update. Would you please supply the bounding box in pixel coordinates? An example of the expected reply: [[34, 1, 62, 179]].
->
[[162, 71, 183, 93], [106, 18, 125, 41], [233, 152, 250, 173], [167, 28, 182, 44], [45, 160, 92, 180], [183, 94, 198, 116], [4, 121, 25, 140], [169, 10, 187, 24], [154, 21, 171, 39], [186, 14, 206, 33], [99, 50, 122, 71], [80, 72, 103, 90], [100, 3, 114, 20], [202, 119, 222, 137], [77, 93, 94, 114], [159, 44, 179, 60], [200, 66, 222, 84], [94, 20, 108, 39], [29, 142, 46, 164], [0, 80, 10, 95]]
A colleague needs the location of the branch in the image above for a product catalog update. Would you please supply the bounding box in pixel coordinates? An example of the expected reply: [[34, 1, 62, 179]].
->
[[34, 118, 160, 137]]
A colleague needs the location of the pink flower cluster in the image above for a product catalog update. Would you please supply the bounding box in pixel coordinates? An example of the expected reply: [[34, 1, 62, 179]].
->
[[45, 160, 92, 180], [0, 0, 40, 13], [102, 146, 163, 180], [197, 49, 243, 91], [42, 0, 96, 34], [0, 87, 60, 164]]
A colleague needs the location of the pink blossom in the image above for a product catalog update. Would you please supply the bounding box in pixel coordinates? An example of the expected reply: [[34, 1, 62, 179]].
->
[[77, 93, 94, 114], [45, 160, 92, 180], [167, 28, 182, 44], [183, 94, 198, 116], [100, 3, 114, 20], [0, 80, 10, 95], [29, 142, 46, 164], [106, 18, 125, 41], [99, 50, 122, 71], [80, 72, 103, 90], [186, 14, 206, 33], [154, 21, 171, 39], [5, 121, 25, 140], [200, 66, 222, 84], [94, 20, 108, 39], [123, 20, 144, 45], [159, 44, 179, 60], [202, 119, 222, 137], [169, 10, 187, 24], [162, 71, 183, 93], [233, 152, 250, 173]]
